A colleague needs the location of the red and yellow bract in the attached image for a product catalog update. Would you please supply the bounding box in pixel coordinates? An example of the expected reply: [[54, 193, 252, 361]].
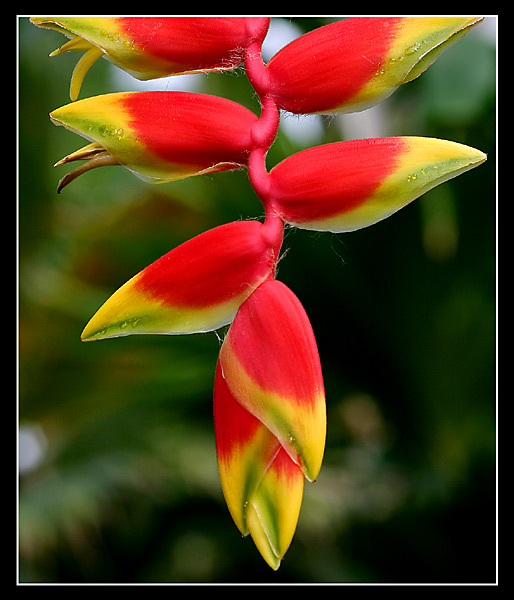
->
[[215, 279, 325, 569], [30, 17, 271, 100], [219, 279, 326, 484], [265, 17, 483, 114], [214, 361, 304, 571], [269, 137, 487, 232], [50, 91, 258, 189], [81, 221, 279, 341]]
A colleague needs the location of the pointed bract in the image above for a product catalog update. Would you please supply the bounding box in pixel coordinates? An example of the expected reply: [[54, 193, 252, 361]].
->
[[247, 446, 304, 566], [265, 17, 483, 114], [269, 137, 487, 233], [31, 17, 270, 100], [219, 280, 326, 483], [81, 221, 278, 341], [50, 91, 258, 190], [214, 360, 304, 571], [214, 361, 280, 534]]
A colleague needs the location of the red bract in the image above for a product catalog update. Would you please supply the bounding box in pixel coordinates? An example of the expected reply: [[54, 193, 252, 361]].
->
[[124, 92, 257, 171], [214, 359, 304, 571], [219, 279, 326, 484], [115, 17, 270, 74], [266, 17, 400, 114], [31, 17, 271, 100], [81, 220, 281, 341], [136, 222, 275, 308], [265, 17, 483, 114], [268, 137, 487, 232], [50, 91, 259, 190]]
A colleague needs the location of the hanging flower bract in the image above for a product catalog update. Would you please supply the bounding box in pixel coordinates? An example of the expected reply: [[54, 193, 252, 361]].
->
[[31, 16, 487, 570]]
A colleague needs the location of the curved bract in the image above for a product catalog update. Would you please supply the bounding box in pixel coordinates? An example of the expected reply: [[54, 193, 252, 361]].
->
[[269, 137, 487, 232], [50, 91, 258, 190], [219, 280, 326, 483], [31, 17, 271, 100], [265, 17, 483, 114], [81, 221, 278, 341]]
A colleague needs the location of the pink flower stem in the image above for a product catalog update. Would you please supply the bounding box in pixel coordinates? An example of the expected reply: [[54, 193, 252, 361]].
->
[[245, 40, 284, 267]]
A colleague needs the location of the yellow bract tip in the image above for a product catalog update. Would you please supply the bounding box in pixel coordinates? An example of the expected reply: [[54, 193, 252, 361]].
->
[[69, 46, 104, 101]]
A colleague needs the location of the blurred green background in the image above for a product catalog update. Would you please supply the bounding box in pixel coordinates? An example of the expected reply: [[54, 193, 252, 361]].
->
[[18, 17, 496, 583]]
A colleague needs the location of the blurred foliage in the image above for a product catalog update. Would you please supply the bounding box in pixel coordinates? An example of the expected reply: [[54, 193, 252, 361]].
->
[[18, 17, 496, 583]]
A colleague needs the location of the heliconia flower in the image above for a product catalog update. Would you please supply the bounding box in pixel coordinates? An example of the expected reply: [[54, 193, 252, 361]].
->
[[215, 279, 325, 568], [81, 220, 279, 342], [268, 137, 487, 233], [30, 17, 271, 101], [50, 91, 258, 192], [265, 17, 484, 115]]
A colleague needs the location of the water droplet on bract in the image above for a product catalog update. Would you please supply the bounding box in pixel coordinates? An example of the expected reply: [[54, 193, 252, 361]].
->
[[405, 41, 423, 56]]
